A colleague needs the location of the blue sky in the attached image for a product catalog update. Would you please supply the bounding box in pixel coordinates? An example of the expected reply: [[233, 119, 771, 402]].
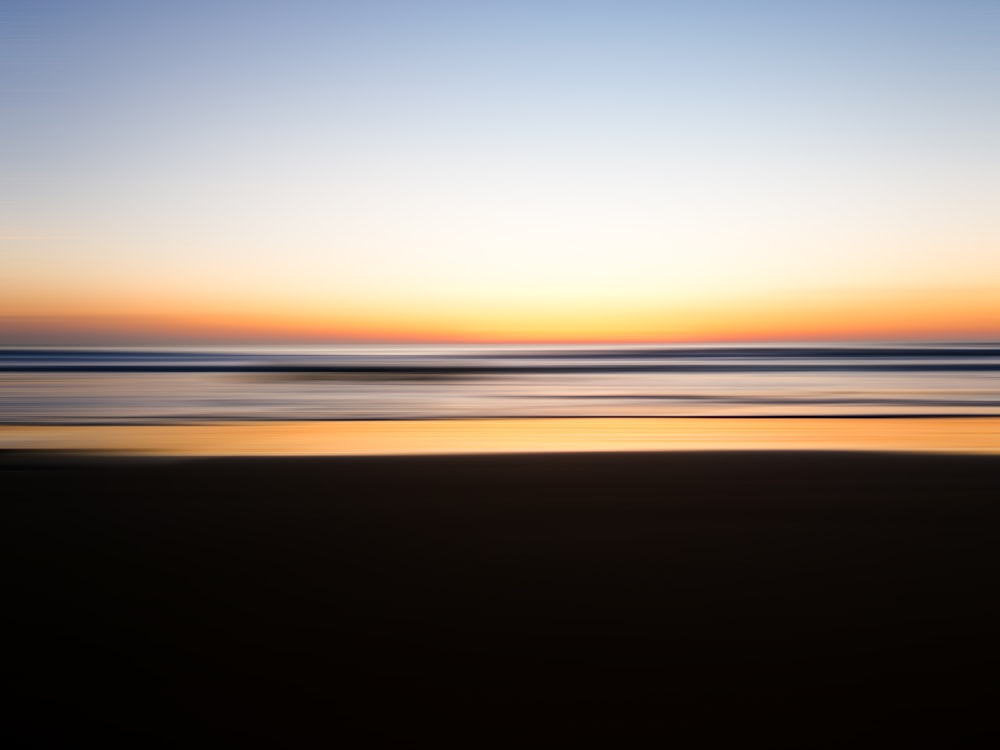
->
[[3, 0, 999, 341]]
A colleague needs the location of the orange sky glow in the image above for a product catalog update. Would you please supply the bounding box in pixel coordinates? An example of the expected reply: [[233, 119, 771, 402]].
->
[[3, 284, 998, 344], [4, 2, 998, 347]]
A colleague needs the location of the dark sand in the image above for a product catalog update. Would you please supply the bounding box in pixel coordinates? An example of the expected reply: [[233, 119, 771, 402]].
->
[[6, 451, 1000, 745]]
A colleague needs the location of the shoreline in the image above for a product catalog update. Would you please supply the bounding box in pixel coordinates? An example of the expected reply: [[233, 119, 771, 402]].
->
[[4, 414, 1000, 456]]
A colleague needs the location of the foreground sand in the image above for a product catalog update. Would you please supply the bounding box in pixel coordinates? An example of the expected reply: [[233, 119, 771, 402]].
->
[[7, 451, 1000, 745]]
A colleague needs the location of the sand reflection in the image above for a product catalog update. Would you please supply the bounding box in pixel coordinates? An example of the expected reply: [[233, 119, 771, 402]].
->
[[2, 417, 1000, 456]]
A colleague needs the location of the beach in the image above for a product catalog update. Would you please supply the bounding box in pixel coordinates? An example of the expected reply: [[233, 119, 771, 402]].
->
[[8, 0, 1000, 742], [6, 449, 1000, 745]]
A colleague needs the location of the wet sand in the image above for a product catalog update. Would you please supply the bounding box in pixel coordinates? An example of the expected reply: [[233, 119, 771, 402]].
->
[[6, 451, 1000, 745], [5, 415, 1000, 456]]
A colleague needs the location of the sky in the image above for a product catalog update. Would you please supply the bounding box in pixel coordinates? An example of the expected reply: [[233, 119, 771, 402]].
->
[[2, 0, 999, 343]]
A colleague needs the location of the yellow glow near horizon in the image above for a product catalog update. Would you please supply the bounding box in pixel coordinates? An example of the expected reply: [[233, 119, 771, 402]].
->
[[3, 276, 998, 344], [5, 144, 1000, 344]]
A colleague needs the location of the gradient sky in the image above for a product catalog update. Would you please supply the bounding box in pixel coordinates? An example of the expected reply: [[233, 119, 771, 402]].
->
[[3, 0, 999, 343]]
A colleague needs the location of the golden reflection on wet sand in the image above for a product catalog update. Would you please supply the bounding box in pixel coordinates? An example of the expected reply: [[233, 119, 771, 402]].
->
[[2, 417, 1000, 456]]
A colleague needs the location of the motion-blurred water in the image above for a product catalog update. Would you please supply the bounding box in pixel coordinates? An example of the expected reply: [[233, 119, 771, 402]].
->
[[3, 343, 1000, 425]]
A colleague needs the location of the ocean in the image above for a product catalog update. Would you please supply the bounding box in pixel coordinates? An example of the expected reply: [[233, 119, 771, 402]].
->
[[3, 342, 1000, 424]]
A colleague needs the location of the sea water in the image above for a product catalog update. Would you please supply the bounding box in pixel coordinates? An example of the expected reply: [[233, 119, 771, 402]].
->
[[3, 343, 1000, 425]]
